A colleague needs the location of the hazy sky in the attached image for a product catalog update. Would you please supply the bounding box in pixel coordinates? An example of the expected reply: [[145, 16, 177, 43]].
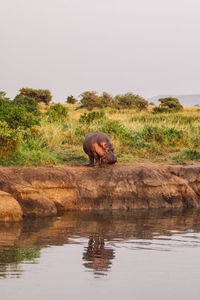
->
[[1, 0, 200, 102]]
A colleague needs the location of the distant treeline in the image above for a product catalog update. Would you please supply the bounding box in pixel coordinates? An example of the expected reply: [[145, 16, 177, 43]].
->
[[0, 87, 183, 112]]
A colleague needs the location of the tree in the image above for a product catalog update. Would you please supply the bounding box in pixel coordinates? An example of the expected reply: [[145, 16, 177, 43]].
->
[[159, 97, 183, 111], [153, 97, 183, 113], [66, 95, 78, 104], [114, 93, 148, 110], [0, 91, 6, 99], [79, 91, 102, 110], [16, 88, 52, 105], [0, 91, 10, 102], [134, 97, 149, 110], [99, 92, 114, 107]]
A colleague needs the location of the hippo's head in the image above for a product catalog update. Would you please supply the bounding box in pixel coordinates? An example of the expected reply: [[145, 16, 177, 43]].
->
[[102, 150, 117, 164]]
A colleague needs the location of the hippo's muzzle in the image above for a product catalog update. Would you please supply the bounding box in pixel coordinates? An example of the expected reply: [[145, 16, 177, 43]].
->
[[102, 151, 117, 164]]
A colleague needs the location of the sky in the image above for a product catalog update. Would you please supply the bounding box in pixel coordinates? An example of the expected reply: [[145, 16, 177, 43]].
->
[[1, 0, 200, 102]]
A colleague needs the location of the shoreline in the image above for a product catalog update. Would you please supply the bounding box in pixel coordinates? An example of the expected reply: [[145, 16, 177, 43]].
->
[[0, 163, 200, 221]]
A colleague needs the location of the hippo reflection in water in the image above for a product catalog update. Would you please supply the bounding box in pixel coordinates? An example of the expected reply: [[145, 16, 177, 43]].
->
[[82, 236, 115, 277], [83, 132, 117, 167]]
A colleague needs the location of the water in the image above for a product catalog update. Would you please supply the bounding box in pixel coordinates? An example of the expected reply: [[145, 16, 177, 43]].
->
[[1, 209, 200, 300]]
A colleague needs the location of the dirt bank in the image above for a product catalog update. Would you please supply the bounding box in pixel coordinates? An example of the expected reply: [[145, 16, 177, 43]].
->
[[0, 163, 200, 220]]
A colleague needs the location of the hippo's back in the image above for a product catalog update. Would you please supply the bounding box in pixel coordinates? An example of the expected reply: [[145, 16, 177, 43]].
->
[[83, 132, 111, 153], [84, 131, 110, 143]]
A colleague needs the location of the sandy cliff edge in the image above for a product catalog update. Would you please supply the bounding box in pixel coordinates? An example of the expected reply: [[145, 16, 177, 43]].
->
[[0, 163, 200, 220]]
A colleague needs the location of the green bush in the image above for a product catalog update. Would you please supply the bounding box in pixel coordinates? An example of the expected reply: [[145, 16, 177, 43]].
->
[[153, 107, 175, 114], [0, 98, 12, 119], [99, 92, 114, 107], [79, 91, 102, 110], [46, 103, 68, 122], [16, 88, 52, 105], [153, 97, 183, 113], [0, 98, 40, 129], [0, 121, 22, 157], [141, 125, 184, 144], [79, 111, 105, 124], [172, 150, 200, 162], [66, 95, 78, 104], [114, 93, 148, 110], [78, 91, 148, 110], [6, 106, 40, 129], [0, 91, 6, 99], [100, 119, 131, 139], [142, 125, 164, 143], [13, 96, 40, 116]]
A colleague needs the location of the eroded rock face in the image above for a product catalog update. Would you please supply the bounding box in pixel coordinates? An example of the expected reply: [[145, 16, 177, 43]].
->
[[0, 191, 23, 221], [0, 163, 200, 220]]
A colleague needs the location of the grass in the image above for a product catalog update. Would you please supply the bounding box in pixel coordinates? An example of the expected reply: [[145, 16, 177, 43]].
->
[[1, 105, 200, 166]]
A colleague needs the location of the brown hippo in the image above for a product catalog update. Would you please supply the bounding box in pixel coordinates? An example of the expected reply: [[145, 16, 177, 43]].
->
[[83, 132, 117, 167]]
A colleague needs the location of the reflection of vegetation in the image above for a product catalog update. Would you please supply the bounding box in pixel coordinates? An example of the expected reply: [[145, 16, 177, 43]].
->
[[0, 246, 40, 278]]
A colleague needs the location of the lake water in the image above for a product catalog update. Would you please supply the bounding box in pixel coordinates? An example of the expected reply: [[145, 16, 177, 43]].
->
[[1, 209, 200, 300]]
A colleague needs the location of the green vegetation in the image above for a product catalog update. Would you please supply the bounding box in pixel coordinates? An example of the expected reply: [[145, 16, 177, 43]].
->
[[16, 88, 52, 105], [0, 121, 22, 157], [1, 89, 200, 166], [114, 93, 148, 110], [13, 96, 41, 116], [79, 111, 105, 124], [46, 103, 68, 122], [153, 97, 183, 113], [66, 95, 78, 104], [79, 91, 148, 110]]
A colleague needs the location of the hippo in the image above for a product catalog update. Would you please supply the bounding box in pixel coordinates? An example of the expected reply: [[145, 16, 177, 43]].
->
[[83, 132, 117, 167]]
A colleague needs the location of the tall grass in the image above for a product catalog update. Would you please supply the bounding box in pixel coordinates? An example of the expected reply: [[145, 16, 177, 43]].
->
[[1, 105, 200, 166]]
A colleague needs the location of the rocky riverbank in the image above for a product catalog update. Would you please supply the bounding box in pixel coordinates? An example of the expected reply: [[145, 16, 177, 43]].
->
[[0, 163, 200, 221]]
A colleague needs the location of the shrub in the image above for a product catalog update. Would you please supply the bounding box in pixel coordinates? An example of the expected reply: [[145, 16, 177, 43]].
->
[[0, 121, 22, 157], [172, 150, 200, 162], [16, 88, 52, 105], [114, 93, 148, 110], [79, 111, 105, 124], [99, 92, 114, 107], [0, 98, 11, 119], [79, 91, 102, 110], [13, 96, 40, 116], [5, 106, 40, 129], [153, 97, 183, 113], [0, 91, 9, 100], [141, 125, 184, 146], [134, 97, 149, 110], [100, 119, 131, 139], [0, 98, 40, 129], [46, 103, 68, 122], [142, 125, 164, 143], [153, 107, 172, 114], [66, 95, 78, 104]]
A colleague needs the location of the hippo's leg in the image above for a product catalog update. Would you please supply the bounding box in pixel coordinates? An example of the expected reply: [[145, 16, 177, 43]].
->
[[94, 153, 101, 168], [88, 155, 94, 167]]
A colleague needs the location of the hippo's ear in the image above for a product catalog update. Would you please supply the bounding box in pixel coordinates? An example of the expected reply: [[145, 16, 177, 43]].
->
[[101, 142, 107, 149]]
